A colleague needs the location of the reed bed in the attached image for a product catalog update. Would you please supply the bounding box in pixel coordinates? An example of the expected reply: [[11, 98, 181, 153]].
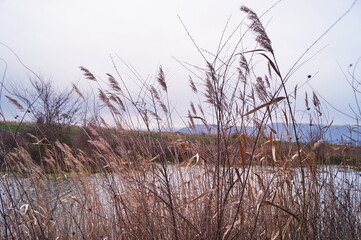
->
[[1, 151, 360, 239], [1, 5, 360, 240]]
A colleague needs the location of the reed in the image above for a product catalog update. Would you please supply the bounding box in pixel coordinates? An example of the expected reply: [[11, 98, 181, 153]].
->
[[0, 5, 360, 240]]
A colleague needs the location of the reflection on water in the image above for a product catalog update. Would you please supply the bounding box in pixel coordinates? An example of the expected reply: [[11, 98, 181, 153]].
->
[[1, 165, 360, 207], [0, 164, 360, 237], [0, 165, 360, 239]]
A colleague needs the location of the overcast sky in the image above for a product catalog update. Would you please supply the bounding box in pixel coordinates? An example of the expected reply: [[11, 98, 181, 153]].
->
[[0, 0, 360, 126]]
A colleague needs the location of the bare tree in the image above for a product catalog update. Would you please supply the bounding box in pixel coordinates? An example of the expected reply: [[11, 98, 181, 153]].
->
[[13, 77, 83, 125]]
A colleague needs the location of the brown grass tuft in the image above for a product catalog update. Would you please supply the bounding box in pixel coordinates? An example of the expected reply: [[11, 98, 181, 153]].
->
[[5, 95, 25, 111], [79, 66, 97, 81]]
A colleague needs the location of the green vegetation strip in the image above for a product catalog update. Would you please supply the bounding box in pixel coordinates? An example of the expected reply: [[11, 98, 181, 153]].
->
[[0, 122, 31, 132]]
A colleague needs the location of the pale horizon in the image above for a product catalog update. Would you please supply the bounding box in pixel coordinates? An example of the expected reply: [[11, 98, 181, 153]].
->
[[1, 0, 361, 127]]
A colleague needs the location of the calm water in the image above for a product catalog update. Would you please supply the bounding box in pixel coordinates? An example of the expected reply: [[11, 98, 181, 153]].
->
[[0, 165, 360, 217]]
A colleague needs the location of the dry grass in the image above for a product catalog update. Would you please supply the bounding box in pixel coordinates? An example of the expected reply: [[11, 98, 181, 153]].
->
[[1, 142, 360, 239]]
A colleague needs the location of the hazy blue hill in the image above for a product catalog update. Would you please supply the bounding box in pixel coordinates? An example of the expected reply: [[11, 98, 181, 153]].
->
[[176, 124, 256, 135], [267, 123, 361, 144], [176, 123, 361, 144]]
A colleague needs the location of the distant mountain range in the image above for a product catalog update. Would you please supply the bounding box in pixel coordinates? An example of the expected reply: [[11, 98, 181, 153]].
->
[[176, 123, 361, 144]]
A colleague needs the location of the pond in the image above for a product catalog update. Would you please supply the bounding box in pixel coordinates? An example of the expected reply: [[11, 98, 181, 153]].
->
[[0, 164, 360, 239]]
